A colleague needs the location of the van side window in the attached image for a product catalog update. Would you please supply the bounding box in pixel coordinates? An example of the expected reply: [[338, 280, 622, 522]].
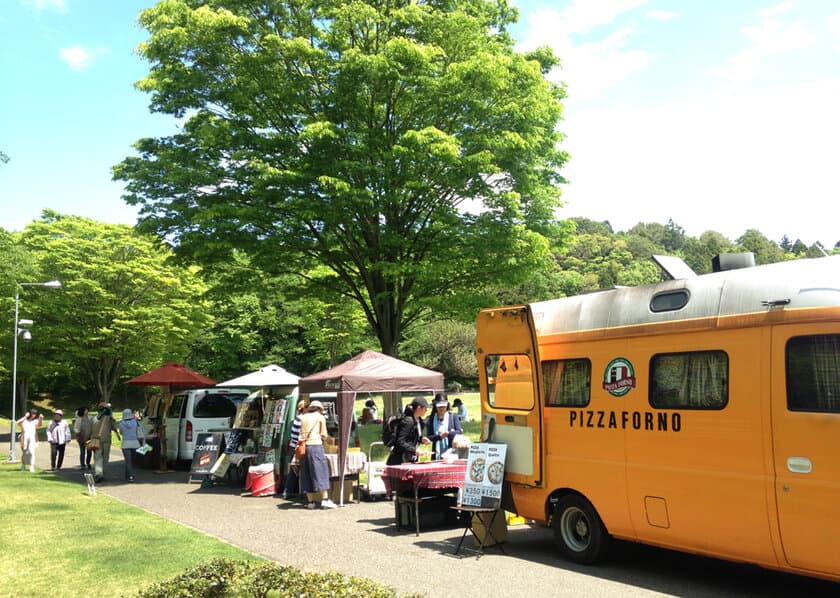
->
[[194, 394, 238, 418], [786, 334, 840, 413], [485, 353, 536, 410], [650, 350, 728, 409], [168, 395, 185, 418], [543, 358, 591, 407]]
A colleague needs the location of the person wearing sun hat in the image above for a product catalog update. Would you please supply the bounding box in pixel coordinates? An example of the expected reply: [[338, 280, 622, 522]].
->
[[426, 393, 462, 460], [90, 402, 120, 483], [297, 400, 338, 509], [118, 408, 146, 482], [46, 409, 72, 471]]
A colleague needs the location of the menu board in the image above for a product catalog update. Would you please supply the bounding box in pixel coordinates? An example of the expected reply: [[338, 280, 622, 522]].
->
[[462, 443, 507, 508], [190, 432, 224, 475]]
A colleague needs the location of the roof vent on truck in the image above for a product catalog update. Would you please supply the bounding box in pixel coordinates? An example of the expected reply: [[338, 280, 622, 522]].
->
[[712, 252, 755, 272]]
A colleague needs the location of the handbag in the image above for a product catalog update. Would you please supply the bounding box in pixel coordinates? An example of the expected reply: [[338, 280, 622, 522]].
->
[[85, 438, 100, 450], [295, 421, 312, 459]]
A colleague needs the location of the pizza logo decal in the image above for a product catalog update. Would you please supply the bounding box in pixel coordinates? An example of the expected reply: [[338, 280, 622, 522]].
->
[[603, 358, 636, 397]]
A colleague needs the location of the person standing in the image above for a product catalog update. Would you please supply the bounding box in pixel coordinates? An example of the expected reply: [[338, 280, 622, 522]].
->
[[386, 397, 431, 465], [90, 403, 120, 483], [298, 400, 337, 509], [46, 409, 72, 471], [73, 406, 95, 470], [282, 399, 307, 500], [426, 395, 462, 460], [17, 408, 43, 473], [118, 408, 145, 482]]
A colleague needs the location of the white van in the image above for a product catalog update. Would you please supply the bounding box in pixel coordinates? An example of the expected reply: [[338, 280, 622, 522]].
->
[[156, 387, 251, 462]]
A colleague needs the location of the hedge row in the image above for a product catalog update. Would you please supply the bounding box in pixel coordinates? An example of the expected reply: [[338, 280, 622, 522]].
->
[[135, 558, 422, 598]]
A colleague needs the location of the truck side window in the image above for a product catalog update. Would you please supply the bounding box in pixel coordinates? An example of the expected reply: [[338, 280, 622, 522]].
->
[[649, 350, 728, 409], [543, 358, 591, 407], [485, 353, 535, 410], [786, 334, 840, 413]]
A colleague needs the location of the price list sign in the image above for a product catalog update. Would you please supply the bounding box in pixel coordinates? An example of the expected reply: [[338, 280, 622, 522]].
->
[[462, 443, 507, 508]]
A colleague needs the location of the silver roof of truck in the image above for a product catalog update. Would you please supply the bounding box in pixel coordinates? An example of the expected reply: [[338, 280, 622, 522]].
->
[[531, 255, 840, 336]]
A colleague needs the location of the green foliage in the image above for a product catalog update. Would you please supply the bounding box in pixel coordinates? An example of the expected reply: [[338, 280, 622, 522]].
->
[[400, 319, 477, 385], [18, 212, 211, 401], [115, 0, 568, 357], [136, 558, 414, 598], [735, 229, 786, 265], [187, 256, 376, 378]]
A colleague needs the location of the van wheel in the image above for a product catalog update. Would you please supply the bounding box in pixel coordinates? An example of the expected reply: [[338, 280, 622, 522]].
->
[[552, 495, 609, 564]]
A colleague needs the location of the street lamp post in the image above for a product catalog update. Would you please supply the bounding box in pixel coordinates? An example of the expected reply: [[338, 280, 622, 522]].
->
[[8, 280, 61, 463]]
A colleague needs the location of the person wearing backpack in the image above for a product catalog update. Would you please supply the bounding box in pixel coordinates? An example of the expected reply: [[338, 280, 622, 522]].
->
[[386, 397, 431, 465]]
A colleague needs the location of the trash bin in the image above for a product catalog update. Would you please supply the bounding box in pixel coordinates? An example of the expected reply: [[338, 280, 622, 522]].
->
[[245, 463, 276, 497]]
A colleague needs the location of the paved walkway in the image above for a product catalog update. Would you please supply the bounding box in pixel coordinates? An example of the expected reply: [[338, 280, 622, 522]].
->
[[14, 437, 839, 598]]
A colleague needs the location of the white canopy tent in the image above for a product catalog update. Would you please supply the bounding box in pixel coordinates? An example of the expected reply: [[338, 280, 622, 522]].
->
[[216, 364, 300, 388]]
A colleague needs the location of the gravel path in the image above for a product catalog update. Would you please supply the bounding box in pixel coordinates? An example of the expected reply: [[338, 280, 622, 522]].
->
[[25, 439, 838, 598]]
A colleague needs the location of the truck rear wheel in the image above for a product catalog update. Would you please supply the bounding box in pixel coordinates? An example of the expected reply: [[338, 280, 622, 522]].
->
[[553, 494, 609, 564]]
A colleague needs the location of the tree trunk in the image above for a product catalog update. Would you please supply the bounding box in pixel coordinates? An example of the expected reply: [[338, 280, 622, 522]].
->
[[382, 392, 403, 419]]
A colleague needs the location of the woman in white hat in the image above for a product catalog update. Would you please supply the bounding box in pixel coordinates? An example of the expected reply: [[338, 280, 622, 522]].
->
[[426, 393, 462, 460], [298, 400, 337, 509], [46, 409, 72, 471]]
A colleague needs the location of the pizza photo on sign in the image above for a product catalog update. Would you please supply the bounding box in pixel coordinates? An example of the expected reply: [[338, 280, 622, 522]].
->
[[469, 457, 486, 483], [199, 453, 211, 467], [487, 460, 504, 484]]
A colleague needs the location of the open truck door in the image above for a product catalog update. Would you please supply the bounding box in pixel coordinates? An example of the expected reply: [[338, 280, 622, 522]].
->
[[477, 306, 543, 488]]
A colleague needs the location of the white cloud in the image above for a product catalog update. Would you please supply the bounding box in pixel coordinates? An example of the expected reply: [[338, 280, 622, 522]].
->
[[561, 30, 653, 101], [829, 14, 840, 50], [519, 0, 652, 101], [59, 45, 108, 70], [645, 10, 678, 22], [559, 80, 840, 246], [33, 0, 67, 9], [707, 2, 816, 82]]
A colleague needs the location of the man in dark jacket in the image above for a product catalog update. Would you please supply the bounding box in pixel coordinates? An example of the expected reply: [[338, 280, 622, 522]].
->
[[386, 397, 431, 465]]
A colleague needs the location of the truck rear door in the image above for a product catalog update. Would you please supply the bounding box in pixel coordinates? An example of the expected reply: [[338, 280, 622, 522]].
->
[[476, 306, 543, 487]]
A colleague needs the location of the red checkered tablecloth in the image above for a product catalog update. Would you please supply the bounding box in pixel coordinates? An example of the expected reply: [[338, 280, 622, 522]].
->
[[383, 460, 467, 495]]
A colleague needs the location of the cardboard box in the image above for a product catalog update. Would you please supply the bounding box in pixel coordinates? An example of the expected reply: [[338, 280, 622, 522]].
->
[[472, 509, 507, 547], [329, 478, 354, 503]]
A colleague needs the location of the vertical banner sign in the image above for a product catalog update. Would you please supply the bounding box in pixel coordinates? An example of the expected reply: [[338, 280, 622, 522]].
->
[[463, 443, 508, 508], [190, 432, 223, 475]]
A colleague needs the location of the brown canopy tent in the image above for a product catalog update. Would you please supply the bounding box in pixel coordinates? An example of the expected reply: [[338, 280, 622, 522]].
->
[[298, 350, 445, 504]]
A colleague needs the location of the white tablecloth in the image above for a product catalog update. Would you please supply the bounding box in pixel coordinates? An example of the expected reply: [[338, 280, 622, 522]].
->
[[325, 452, 367, 476]]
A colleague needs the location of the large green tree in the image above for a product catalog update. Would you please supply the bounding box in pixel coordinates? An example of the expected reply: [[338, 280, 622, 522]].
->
[[114, 0, 567, 357], [20, 212, 211, 402]]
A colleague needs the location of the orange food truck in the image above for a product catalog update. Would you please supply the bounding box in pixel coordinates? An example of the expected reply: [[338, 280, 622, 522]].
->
[[477, 253, 840, 582]]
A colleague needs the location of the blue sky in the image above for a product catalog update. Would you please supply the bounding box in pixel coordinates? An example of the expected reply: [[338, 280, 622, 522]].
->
[[2, 0, 839, 247]]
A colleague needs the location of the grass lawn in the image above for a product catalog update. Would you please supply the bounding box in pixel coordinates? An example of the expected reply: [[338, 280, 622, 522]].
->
[[0, 459, 260, 598]]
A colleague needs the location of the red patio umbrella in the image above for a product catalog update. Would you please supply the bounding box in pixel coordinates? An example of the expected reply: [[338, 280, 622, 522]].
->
[[125, 362, 217, 387], [125, 362, 216, 472]]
